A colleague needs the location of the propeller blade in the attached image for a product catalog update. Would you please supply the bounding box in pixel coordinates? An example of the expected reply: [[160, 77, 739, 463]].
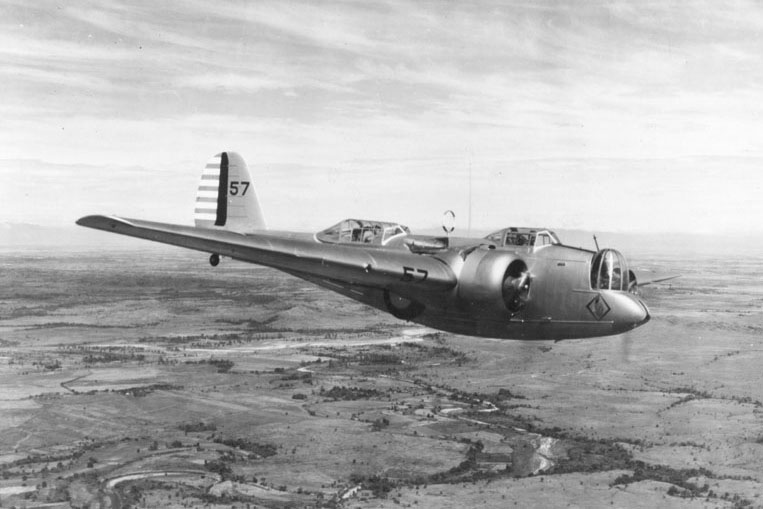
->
[[502, 271, 531, 313]]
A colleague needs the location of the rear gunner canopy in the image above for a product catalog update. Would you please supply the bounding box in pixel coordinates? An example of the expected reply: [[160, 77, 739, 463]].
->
[[316, 219, 410, 246], [484, 227, 560, 248]]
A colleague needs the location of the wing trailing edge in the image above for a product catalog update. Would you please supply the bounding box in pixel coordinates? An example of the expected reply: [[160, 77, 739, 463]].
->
[[76, 215, 456, 293]]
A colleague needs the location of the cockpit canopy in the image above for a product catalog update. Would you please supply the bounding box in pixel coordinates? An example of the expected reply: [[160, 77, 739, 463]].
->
[[316, 219, 410, 246], [484, 227, 560, 248], [590, 249, 630, 291]]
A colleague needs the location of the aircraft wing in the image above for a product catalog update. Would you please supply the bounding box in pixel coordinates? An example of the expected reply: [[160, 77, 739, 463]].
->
[[637, 275, 680, 286], [76, 215, 457, 293]]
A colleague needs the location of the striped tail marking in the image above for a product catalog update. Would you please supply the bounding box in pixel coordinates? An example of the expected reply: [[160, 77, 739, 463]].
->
[[194, 153, 229, 226]]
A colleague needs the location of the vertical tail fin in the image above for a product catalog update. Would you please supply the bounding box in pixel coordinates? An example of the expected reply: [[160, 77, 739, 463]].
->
[[194, 152, 266, 232]]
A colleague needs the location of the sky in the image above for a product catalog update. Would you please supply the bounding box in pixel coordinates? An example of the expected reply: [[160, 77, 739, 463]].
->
[[2, 0, 763, 235]]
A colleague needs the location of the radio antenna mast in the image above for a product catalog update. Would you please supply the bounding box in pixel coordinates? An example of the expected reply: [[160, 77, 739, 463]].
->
[[467, 157, 473, 236]]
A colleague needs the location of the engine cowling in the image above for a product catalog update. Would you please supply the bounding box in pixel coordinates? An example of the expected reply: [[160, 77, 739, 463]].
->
[[457, 249, 530, 319]]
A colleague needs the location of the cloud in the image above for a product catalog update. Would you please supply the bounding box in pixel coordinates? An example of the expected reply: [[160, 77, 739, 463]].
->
[[1, 63, 115, 92], [3, 0, 763, 233], [176, 73, 287, 93]]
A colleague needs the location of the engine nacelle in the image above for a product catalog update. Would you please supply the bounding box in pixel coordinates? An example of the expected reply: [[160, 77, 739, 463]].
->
[[457, 249, 529, 319], [384, 290, 425, 320]]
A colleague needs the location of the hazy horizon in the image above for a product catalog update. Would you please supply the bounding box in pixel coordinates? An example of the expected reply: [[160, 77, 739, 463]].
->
[[3, 221, 761, 258], [3, 2, 763, 235]]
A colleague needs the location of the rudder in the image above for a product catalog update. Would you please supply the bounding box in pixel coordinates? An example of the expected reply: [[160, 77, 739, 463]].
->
[[194, 152, 266, 232]]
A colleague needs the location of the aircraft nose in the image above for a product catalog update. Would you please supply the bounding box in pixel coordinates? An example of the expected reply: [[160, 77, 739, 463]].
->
[[611, 292, 650, 332], [635, 298, 650, 326]]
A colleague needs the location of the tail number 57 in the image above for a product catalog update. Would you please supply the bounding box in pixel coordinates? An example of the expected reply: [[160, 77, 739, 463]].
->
[[229, 181, 250, 196]]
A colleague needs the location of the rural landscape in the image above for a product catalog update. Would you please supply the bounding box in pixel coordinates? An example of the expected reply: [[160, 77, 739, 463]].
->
[[1, 244, 762, 508]]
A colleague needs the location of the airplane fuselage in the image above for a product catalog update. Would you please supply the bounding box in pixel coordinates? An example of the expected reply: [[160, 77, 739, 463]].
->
[[295, 233, 650, 340], [76, 151, 651, 341]]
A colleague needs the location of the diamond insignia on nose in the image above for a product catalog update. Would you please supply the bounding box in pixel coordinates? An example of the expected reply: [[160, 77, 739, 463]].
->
[[587, 295, 611, 320]]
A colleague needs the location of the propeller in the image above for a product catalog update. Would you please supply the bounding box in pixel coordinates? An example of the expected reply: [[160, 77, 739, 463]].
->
[[503, 270, 531, 313], [442, 209, 456, 235]]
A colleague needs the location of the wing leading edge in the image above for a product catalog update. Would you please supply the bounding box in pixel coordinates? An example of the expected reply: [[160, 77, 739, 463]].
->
[[76, 215, 457, 293]]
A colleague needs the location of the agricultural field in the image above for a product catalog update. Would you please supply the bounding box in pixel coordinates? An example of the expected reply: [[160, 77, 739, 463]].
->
[[0, 248, 761, 508]]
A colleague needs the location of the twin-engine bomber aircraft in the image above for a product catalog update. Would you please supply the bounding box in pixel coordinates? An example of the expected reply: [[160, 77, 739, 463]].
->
[[77, 152, 658, 341]]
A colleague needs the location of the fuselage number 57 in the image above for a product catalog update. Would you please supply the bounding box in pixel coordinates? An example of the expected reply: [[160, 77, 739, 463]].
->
[[229, 181, 250, 196], [402, 266, 429, 282]]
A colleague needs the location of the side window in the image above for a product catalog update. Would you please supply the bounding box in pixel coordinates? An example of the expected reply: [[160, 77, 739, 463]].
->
[[382, 226, 405, 244], [486, 232, 503, 244], [339, 220, 354, 242], [511, 234, 530, 246]]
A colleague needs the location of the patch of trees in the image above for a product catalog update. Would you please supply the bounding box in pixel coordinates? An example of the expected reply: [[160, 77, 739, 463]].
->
[[197, 490, 260, 506], [204, 458, 231, 476], [426, 440, 485, 483], [730, 395, 762, 407], [320, 385, 383, 401], [119, 484, 145, 508], [371, 417, 389, 431], [358, 353, 401, 365], [715, 491, 755, 507], [400, 342, 469, 363], [450, 387, 525, 409], [279, 371, 312, 382], [613, 463, 712, 486], [208, 359, 234, 373], [665, 386, 712, 399], [241, 317, 280, 332], [668, 440, 707, 450], [665, 387, 762, 409], [213, 437, 277, 457], [349, 474, 396, 498], [613, 461, 756, 507], [6, 451, 79, 468], [31, 360, 61, 370], [185, 358, 234, 373], [612, 463, 721, 500], [179, 422, 217, 433], [551, 438, 632, 474], [114, 383, 182, 397], [83, 352, 145, 363]]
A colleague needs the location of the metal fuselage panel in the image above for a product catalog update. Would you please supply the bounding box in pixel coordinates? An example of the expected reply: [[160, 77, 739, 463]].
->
[[392, 243, 644, 340], [407, 244, 594, 339], [292, 241, 639, 340]]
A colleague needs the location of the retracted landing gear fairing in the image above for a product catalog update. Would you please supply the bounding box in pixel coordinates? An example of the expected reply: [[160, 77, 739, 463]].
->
[[77, 152, 669, 341]]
